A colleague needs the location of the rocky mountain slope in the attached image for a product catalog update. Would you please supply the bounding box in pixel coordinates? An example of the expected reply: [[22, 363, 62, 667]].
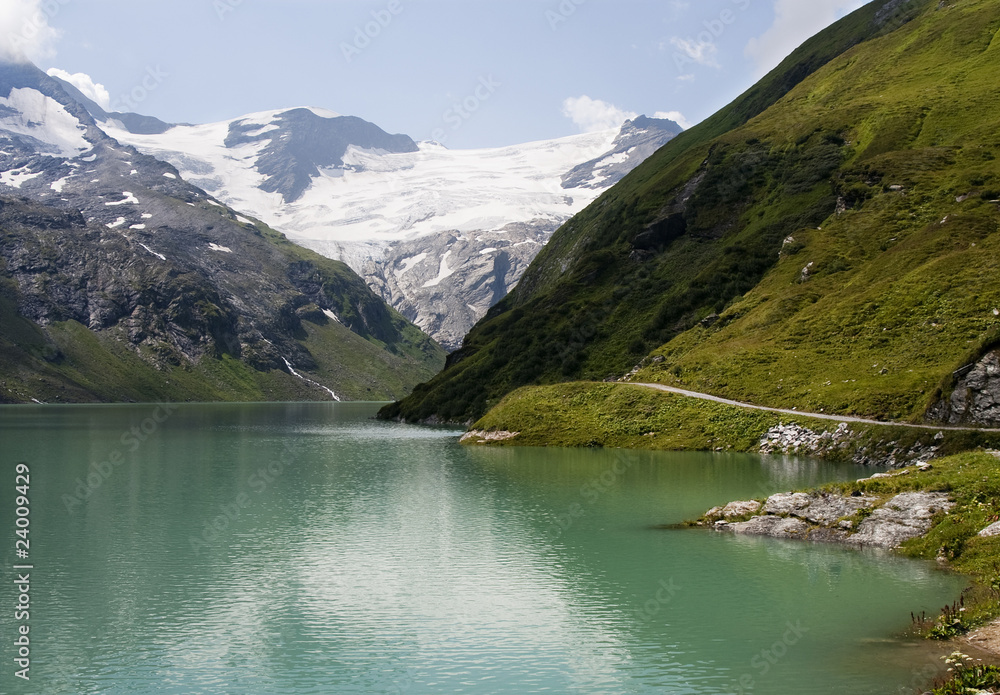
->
[[0, 61, 444, 404], [105, 109, 681, 349], [382, 0, 1000, 426]]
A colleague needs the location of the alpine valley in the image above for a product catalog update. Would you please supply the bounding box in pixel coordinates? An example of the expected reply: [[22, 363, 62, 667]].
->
[[382, 0, 1000, 437], [106, 109, 681, 350]]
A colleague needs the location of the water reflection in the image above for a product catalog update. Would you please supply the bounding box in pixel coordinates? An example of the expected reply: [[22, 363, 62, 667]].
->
[[0, 403, 964, 695]]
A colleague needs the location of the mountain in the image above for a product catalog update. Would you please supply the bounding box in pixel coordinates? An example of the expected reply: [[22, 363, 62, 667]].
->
[[103, 109, 682, 349], [381, 0, 1000, 427], [0, 60, 445, 404]]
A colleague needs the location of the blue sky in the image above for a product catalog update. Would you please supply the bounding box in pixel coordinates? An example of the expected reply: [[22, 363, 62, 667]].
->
[[3, 0, 869, 148]]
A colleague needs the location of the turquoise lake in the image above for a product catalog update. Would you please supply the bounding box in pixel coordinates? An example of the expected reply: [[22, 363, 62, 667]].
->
[[0, 402, 966, 694]]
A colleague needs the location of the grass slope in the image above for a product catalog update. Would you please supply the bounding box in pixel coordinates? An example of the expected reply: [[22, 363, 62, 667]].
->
[[383, 0, 1000, 426], [469, 381, 1000, 455]]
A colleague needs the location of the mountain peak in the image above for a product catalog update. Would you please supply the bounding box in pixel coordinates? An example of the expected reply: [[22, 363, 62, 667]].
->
[[560, 116, 683, 190], [219, 107, 419, 203]]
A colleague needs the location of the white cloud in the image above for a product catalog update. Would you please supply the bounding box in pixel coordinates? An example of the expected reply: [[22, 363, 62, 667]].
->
[[46, 68, 111, 109], [746, 0, 867, 77], [562, 96, 638, 133], [654, 111, 693, 130], [0, 0, 63, 64], [669, 36, 719, 68]]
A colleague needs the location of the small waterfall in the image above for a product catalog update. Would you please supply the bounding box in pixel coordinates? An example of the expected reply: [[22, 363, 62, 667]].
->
[[281, 358, 341, 401]]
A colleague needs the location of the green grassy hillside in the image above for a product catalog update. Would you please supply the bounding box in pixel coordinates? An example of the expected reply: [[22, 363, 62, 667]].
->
[[382, 0, 1000, 425]]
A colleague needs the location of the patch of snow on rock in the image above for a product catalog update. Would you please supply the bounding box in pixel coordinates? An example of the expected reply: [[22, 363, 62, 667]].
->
[[0, 169, 43, 188], [105, 191, 139, 206]]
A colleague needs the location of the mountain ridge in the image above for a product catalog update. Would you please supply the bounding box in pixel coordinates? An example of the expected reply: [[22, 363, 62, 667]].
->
[[0, 60, 445, 404], [104, 106, 682, 349], [380, 0, 1000, 428]]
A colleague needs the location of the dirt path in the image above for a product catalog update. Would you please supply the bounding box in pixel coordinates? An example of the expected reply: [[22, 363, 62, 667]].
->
[[963, 618, 1000, 657], [628, 382, 1000, 433]]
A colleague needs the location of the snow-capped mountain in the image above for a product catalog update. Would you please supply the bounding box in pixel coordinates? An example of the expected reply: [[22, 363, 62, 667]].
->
[[0, 60, 444, 403], [105, 108, 682, 349]]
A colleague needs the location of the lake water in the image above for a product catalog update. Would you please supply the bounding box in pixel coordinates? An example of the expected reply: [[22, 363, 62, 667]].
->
[[1, 402, 965, 694]]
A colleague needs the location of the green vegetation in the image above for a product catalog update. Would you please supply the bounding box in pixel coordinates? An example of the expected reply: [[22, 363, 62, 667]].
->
[[470, 382, 782, 450], [383, 0, 1000, 426], [931, 651, 1000, 694], [468, 381, 1000, 456]]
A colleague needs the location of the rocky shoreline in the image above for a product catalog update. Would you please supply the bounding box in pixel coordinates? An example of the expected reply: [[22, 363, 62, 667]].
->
[[698, 465, 957, 549], [758, 422, 943, 468]]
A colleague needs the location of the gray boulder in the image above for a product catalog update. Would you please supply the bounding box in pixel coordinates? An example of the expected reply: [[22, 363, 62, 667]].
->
[[978, 520, 1000, 538], [851, 492, 953, 548], [764, 492, 876, 524], [722, 500, 762, 519]]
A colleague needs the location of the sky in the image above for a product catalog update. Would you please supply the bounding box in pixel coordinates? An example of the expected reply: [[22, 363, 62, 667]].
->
[[2, 0, 870, 149]]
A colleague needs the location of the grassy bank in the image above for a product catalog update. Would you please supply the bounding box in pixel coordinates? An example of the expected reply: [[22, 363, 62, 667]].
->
[[467, 381, 1000, 459]]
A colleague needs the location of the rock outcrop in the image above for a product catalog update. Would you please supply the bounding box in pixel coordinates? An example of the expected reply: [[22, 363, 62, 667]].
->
[[850, 492, 954, 548], [929, 351, 1000, 427], [709, 490, 953, 549], [361, 221, 553, 351], [758, 422, 941, 468], [460, 430, 520, 443]]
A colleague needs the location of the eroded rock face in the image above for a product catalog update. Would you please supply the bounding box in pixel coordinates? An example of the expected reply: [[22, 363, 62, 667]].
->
[[930, 351, 1000, 426], [360, 221, 554, 351], [850, 492, 954, 548]]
